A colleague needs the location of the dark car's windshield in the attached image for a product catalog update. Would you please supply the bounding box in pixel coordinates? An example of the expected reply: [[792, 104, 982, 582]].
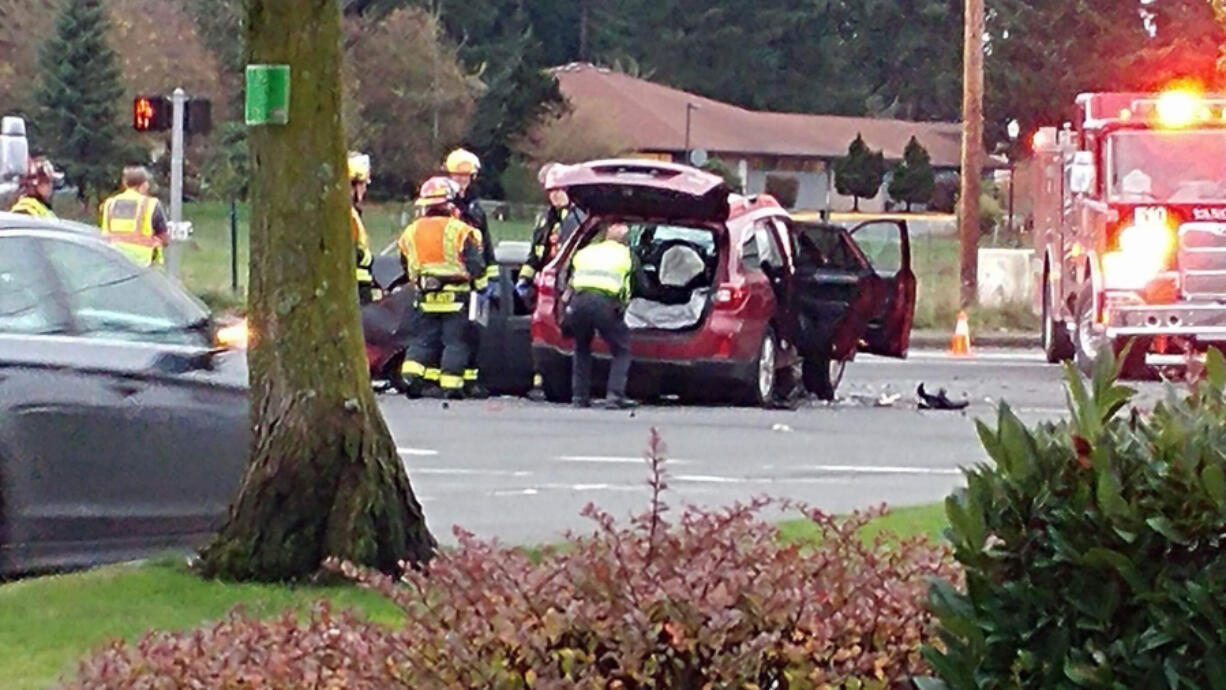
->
[[1109, 129, 1226, 203], [37, 236, 210, 346]]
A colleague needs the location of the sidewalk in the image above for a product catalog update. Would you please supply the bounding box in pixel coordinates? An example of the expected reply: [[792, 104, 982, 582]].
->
[[909, 329, 1040, 350]]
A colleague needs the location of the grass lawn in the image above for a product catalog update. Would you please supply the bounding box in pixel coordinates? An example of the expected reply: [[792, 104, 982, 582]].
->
[[0, 557, 402, 690], [174, 201, 535, 303], [0, 504, 948, 689], [777, 502, 949, 546]]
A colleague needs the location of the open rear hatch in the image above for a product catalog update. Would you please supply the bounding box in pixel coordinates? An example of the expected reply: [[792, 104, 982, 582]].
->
[[555, 159, 731, 223]]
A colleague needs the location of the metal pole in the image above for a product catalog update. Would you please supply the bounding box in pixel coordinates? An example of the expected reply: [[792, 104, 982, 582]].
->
[[167, 87, 186, 279], [229, 198, 239, 294]]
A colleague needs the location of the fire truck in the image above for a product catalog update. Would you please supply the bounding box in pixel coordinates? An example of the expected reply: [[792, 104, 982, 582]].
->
[[1033, 88, 1226, 377]]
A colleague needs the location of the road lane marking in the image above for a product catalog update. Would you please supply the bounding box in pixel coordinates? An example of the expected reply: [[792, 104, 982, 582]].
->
[[398, 447, 439, 456], [556, 455, 694, 465], [674, 475, 746, 484], [491, 488, 540, 497], [413, 468, 534, 477], [803, 464, 962, 476], [1015, 407, 1070, 416]]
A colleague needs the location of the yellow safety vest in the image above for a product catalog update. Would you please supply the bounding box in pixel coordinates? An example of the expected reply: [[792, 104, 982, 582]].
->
[[100, 188, 162, 267], [571, 240, 632, 302], [351, 207, 373, 286], [10, 196, 54, 218], [397, 216, 480, 313]]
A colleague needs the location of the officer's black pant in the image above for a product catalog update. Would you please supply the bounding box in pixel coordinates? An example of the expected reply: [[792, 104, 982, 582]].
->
[[406, 307, 469, 391], [567, 290, 631, 402], [358, 282, 374, 306]]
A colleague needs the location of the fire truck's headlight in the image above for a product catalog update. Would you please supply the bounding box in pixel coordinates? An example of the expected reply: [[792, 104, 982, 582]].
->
[[1102, 224, 1175, 290]]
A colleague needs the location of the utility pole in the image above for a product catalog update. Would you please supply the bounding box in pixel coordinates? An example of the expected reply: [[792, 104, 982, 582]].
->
[[959, 0, 985, 308]]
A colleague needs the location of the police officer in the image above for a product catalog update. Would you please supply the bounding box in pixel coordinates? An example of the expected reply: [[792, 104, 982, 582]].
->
[[566, 223, 637, 410], [444, 148, 496, 399], [9, 157, 60, 218], [348, 152, 376, 305], [397, 176, 486, 400], [519, 162, 584, 400], [100, 166, 169, 267]]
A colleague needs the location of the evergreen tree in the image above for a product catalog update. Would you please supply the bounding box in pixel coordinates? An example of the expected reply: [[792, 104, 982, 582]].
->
[[834, 134, 885, 212], [35, 0, 126, 204], [888, 136, 935, 211]]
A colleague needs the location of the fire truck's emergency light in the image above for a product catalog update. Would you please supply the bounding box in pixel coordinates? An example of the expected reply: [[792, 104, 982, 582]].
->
[[1102, 208, 1177, 291], [1122, 89, 1226, 129]]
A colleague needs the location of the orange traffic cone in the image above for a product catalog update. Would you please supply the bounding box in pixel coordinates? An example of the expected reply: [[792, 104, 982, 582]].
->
[[950, 311, 972, 356]]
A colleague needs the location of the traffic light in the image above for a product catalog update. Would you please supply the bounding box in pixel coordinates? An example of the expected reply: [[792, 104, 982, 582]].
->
[[133, 95, 172, 132], [185, 99, 212, 135]]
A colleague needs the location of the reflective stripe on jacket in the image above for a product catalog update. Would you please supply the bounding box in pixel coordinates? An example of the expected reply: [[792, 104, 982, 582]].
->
[[571, 240, 632, 302], [351, 207, 373, 285], [10, 196, 54, 218], [101, 189, 161, 266]]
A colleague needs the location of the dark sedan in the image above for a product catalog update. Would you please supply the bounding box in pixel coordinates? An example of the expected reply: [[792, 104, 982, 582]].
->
[[0, 213, 249, 576], [0, 214, 534, 576]]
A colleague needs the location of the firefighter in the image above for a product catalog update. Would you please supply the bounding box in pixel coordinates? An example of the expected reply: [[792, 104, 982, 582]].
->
[[444, 148, 497, 399], [348, 152, 376, 305], [520, 162, 584, 400], [517, 162, 584, 301], [100, 166, 169, 267], [566, 223, 637, 410], [397, 176, 486, 400], [9, 157, 60, 218]]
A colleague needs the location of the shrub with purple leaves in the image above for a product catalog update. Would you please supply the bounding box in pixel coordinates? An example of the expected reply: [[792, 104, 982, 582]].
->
[[70, 430, 957, 689]]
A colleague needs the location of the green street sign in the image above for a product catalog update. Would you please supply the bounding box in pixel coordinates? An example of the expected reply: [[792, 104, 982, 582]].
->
[[245, 64, 291, 126]]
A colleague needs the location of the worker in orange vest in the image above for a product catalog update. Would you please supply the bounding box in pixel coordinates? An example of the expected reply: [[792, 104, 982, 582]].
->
[[396, 176, 486, 399]]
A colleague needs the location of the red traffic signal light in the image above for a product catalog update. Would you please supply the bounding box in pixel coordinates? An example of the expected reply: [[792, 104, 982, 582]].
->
[[133, 96, 172, 132]]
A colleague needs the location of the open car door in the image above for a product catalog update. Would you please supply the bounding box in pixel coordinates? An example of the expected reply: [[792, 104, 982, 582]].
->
[[789, 222, 879, 363], [848, 219, 916, 358]]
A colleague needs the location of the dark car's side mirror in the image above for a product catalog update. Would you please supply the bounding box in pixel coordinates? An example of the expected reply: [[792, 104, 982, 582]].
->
[[150, 349, 223, 375]]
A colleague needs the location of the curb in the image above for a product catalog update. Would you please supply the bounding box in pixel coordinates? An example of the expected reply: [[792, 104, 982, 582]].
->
[[910, 330, 1041, 350]]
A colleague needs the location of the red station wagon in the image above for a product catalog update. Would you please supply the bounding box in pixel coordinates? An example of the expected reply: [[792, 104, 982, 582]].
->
[[530, 160, 917, 405]]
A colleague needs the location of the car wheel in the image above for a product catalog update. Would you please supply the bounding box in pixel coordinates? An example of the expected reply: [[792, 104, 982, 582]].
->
[[1073, 281, 1103, 377], [540, 359, 572, 403], [803, 357, 846, 401], [740, 327, 778, 406], [1042, 269, 1074, 363]]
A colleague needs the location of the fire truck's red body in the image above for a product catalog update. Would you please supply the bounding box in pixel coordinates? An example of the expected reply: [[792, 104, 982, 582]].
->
[[1032, 89, 1226, 376]]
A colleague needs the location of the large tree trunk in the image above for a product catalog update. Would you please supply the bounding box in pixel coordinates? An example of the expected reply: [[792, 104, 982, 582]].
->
[[198, 0, 435, 582]]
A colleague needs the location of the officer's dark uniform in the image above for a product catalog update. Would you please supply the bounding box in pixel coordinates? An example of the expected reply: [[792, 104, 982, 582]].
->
[[456, 189, 497, 395], [520, 205, 584, 286], [397, 209, 486, 398], [566, 238, 636, 408]]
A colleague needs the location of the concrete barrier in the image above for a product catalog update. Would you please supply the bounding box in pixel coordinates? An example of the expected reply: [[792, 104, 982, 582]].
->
[[977, 248, 1034, 307]]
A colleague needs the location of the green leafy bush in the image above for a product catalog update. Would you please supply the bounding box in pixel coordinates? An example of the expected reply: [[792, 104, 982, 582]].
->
[[923, 348, 1226, 689]]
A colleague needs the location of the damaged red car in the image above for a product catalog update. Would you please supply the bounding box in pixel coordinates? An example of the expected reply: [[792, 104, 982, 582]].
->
[[530, 159, 916, 405]]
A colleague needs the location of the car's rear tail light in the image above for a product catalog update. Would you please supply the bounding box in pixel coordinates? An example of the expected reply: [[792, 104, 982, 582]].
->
[[714, 284, 747, 309]]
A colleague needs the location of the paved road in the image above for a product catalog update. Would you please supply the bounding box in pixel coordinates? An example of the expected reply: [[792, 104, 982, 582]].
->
[[377, 349, 1098, 546]]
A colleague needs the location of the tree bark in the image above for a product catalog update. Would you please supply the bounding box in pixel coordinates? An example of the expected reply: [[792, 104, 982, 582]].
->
[[959, 0, 985, 308], [198, 0, 435, 582]]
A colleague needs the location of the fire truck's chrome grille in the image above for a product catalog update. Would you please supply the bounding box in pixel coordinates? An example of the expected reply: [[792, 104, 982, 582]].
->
[[1179, 223, 1226, 299]]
